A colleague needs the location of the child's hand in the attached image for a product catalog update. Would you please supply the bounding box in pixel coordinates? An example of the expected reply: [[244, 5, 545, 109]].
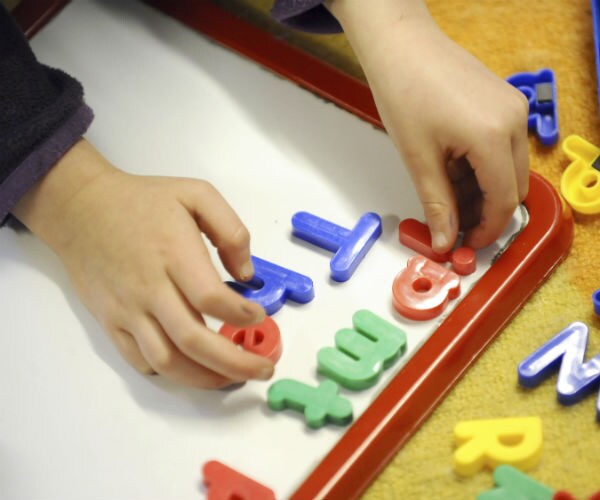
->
[[327, 0, 530, 253], [13, 140, 274, 388]]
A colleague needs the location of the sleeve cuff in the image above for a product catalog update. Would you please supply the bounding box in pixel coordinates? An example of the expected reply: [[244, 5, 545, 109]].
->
[[271, 1, 342, 33], [0, 103, 94, 225]]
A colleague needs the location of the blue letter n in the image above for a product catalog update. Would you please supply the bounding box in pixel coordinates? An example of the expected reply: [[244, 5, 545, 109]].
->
[[518, 322, 600, 421]]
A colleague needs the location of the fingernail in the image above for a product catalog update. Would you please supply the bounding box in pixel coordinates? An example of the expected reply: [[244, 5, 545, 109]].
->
[[432, 231, 448, 251], [240, 260, 254, 281], [241, 303, 262, 318], [219, 381, 246, 391], [258, 366, 274, 380]]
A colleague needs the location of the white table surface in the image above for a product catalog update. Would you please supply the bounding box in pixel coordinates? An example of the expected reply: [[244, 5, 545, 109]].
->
[[0, 1, 524, 498]]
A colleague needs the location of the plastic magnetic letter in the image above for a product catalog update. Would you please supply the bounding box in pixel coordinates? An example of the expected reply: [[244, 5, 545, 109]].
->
[[593, 288, 600, 316], [517, 322, 600, 419], [560, 135, 600, 214], [227, 255, 314, 315], [398, 218, 451, 263], [451, 246, 477, 275], [506, 68, 558, 145], [553, 492, 576, 500], [202, 460, 275, 500], [291, 211, 382, 282], [392, 255, 461, 321], [317, 310, 407, 390], [453, 416, 543, 476], [476, 465, 554, 500], [267, 378, 353, 429], [592, 0, 600, 113], [219, 315, 282, 362]]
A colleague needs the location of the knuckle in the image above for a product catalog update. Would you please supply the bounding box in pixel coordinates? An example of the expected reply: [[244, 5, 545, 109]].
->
[[143, 287, 165, 311], [149, 348, 177, 373], [498, 195, 520, 216], [191, 178, 215, 194], [177, 331, 203, 353], [511, 88, 530, 114], [504, 89, 530, 128], [194, 285, 225, 313], [479, 120, 506, 141], [220, 224, 250, 252], [422, 201, 451, 222], [481, 101, 526, 140], [99, 312, 123, 334]]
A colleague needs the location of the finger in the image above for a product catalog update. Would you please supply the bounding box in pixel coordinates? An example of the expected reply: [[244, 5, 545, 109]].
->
[[463, 138, 519, 249], [130, 315, 237, 389], [166, 230, 265, 326], [511, 120, 530, 203], [406, 147, 459, 253], [448, 157, 483, 233], [457, 195, 483, 234], [180, 180, 254, 281], [153, 285, 275, 382], [109, 327, 156, 375], [507, 85, 531, 203]]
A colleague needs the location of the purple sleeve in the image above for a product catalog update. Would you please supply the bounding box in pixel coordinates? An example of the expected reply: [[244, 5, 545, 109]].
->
[[1, 104, 93, 224], [0, 5, 94, 225], [270, 0, 342, 33]]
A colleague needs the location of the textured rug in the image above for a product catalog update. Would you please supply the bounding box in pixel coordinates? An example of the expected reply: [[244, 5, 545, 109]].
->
[[217, 1, 600, 498]]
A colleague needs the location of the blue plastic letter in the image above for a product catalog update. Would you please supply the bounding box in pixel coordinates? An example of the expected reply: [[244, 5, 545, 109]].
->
[[507, 69, 558, 146], [592, 0, 600, 112], [593, 288, 600, 316], [291, 211, 382, 282], [227, 256, 314, 315], [517, 322, 600, 420]]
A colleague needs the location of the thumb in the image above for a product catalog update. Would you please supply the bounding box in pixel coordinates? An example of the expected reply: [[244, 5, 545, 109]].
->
[[408, 152, 459, 254]]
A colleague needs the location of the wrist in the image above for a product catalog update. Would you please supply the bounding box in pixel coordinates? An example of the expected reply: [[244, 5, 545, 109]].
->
[[324, 0, 435, 64], [12, 139, 118, 252], [324, 0, 433, 34]]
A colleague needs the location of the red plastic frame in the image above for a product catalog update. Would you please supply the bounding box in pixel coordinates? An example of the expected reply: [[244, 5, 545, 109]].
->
[[22, 2, 574, 498], [12, 0, 69, 37]]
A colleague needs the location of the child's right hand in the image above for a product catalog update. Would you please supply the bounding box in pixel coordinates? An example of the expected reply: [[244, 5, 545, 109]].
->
[[326, 0, 530, 254], [12, 139, 275, 388]]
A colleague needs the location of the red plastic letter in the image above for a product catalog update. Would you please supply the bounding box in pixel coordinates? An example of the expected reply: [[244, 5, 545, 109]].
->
[[451, 246, 477, 276], [202, 460, 275, 500], [392, 255, 461, 321], [553, 492, 576, 500], [398, 218, 451, 263], [219, 316, 282, 363]]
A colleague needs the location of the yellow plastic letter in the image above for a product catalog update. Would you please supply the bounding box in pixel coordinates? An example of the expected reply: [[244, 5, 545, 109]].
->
[[453, 416, 542, 476]]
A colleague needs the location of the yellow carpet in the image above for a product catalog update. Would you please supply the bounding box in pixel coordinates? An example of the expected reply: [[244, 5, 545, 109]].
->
[[219, 1, 600, 497]]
